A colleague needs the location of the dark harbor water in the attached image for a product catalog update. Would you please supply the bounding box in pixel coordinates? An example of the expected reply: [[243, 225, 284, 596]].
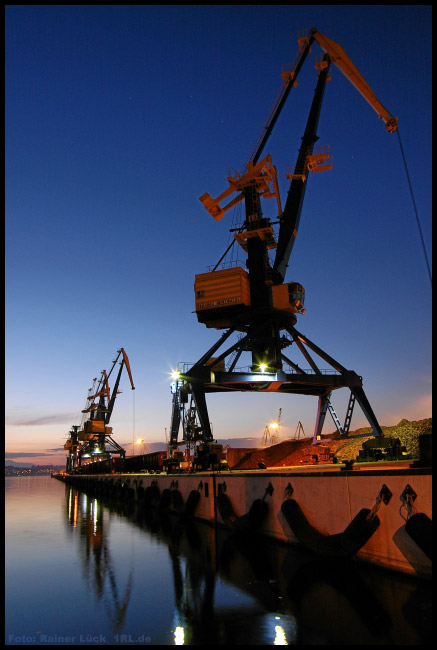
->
[[5, 476, 431, 645]]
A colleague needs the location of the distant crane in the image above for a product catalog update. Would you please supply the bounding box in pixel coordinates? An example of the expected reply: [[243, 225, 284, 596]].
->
[[64, 348, 135, 471], [261, 408, 282, 447], [294, 421, 305, 440]]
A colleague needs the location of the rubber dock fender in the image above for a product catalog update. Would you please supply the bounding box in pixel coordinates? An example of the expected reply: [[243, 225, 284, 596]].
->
[[101, 479, 113, 497], [170, 489, 185, 514], [136, 482, 145, 503], [144, 483, 161, 508], [405, 513, 432, 560], [281, 498, 380, 558], [121, 479, 135, 500], [114, 480, 123, 499], [159, 488, 172, 510], [217, 492, 268, 532], [180, 489, 200, 519]]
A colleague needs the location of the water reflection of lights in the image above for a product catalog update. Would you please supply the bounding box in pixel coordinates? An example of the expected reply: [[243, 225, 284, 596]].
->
[[67, 490, 78, 528], [58, 481, 429, 646], [174, 626, 184, 645], [274, 624, 288, 645], [93, 498, 98, 535], [73, 494, 78, 528], [265, 614, 295, 646], [64, 486, 133, 634]]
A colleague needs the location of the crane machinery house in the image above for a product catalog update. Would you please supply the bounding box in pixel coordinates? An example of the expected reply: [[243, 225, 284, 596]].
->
[[195, 268, 306, 329]]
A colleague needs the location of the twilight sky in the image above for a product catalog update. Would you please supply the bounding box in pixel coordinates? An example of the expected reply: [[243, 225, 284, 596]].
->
[[5, 5, 431, 466]]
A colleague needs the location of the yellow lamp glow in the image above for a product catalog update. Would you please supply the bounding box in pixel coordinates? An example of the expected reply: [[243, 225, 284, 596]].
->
[[174, 627, 184, 645]]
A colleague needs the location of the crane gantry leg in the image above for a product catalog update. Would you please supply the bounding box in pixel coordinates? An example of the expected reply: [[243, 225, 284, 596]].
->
[[171, 315, 382, 451]]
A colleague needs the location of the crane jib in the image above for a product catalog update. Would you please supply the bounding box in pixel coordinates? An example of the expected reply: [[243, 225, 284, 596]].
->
[[273, 58, 331, 284], [252, 34, 315, 166], [310, 29, 398, 132]]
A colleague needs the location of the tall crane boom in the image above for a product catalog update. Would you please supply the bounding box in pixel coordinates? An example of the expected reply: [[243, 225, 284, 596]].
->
[[104, 348, 135, 424], [269, 28, 398, 284], [310, 28, 398, 132], [272, 56, 331, 284], [249, 33, 316, 166]]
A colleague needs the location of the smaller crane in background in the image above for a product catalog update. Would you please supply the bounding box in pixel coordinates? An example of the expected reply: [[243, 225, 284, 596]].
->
[[261, 408, 282, 447], [64, 348, 135, 471], [294, 421, 305, 440]]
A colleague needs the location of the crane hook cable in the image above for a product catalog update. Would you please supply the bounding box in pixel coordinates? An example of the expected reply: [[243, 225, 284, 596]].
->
[[396, 129, 432, 288], [132, 389, 136, 454]]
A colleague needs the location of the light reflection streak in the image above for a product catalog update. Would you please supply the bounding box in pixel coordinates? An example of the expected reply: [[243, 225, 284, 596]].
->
[[93, 498, 98, 535], [174, 626, 185, 645], [274, 624, 288, 645], [67, 489, 78, 528], [64, 486, 133, 634]]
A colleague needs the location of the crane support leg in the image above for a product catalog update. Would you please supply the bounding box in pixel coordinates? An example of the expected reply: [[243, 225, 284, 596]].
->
[[189, 383, 213, 442], [174, 320, 382, 449], [169, 380, 182, 449], [289, 327, 348, 373], [190, 327, 236, 373], [350, 387, 383, 437], [327, 399, 345, 437], [343, 391, 356, 436], [313, 392, 332, 444]]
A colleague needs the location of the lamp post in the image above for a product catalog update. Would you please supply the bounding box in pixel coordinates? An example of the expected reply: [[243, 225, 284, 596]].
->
[[136, 438, 147, 455], [269, 421, 279, 445]]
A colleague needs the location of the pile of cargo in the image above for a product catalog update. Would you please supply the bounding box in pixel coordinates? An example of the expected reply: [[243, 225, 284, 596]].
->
[[231, 418, 431, 469]]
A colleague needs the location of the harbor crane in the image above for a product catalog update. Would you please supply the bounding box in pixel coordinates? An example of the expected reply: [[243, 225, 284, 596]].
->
[[261, 408, 282, 447], [169, 28, 398, 468], [64, 348, 135, 471], [294, 421, 305, 440]]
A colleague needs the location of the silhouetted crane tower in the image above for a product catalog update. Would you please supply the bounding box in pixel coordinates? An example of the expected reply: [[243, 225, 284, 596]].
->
[[169, 29, 398, 467]]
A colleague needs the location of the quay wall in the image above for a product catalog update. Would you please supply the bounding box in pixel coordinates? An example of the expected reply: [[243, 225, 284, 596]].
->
[[55, 466, 432, 579]]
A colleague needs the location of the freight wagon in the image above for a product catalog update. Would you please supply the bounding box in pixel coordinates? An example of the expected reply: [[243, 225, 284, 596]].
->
[[75, 452, 166, 475]]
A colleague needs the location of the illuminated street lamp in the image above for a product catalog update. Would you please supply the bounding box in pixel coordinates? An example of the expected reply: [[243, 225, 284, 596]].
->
[[136, 438, 147, 455]]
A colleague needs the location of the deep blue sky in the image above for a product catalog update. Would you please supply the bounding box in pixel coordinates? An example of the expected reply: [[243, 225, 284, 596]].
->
[[5, 5, 431, 464]]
